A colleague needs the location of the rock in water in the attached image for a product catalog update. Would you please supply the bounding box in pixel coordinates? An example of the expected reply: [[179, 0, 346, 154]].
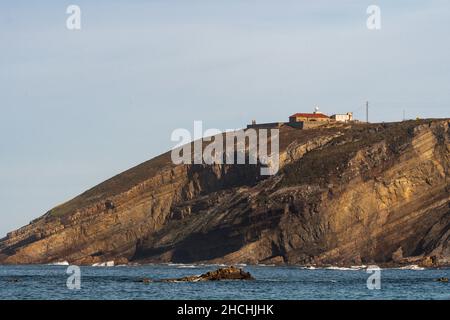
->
[[161, 266, 255, 282]]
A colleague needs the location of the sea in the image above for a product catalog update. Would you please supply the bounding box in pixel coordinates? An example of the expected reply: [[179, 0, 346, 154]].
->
[[0, 264, 449, 300]]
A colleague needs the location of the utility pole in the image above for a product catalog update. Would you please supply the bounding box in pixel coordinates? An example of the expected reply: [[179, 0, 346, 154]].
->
[[403, 109, 406, 121], [366, 101, 369, 123]]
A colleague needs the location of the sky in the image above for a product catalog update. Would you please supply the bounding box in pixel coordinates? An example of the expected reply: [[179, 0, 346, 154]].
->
[[1, 0, 449, 236]]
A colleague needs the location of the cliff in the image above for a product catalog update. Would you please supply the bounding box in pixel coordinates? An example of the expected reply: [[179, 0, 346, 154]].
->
[[0, 119, 449, 267]]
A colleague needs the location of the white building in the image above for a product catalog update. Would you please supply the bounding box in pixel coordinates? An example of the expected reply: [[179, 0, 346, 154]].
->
[[331, 112, 353, 123]]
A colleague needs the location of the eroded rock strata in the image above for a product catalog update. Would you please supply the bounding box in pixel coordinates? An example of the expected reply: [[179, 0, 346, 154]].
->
[[0, 119, 449, 267]]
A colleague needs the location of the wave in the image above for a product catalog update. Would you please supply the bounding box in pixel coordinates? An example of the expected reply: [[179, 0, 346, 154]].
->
[[47, 261, 69, 266], [176, 265, 197, 268], [350, 265, 367, 269], [174, 263, 238, 268], [295, 264, 426, 271], [326, 265, 370, 271], [325, 266, 356, 271], [299, 266, 316, 270], [92, 261, 115, 267], [398, 265, 425, 270], [126, 262, 141, 266], [297, 265, 367, 271]]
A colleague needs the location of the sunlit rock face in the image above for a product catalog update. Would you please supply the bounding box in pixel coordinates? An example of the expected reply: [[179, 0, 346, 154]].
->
[[1, 119, 449, 267]]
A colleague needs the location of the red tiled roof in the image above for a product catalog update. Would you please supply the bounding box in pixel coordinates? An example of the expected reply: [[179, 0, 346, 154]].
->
[[289, 113, 329, 119]]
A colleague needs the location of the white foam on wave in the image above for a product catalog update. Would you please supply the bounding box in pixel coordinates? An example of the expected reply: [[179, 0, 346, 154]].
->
[[48, 261, 69, 266], [127, 262, 141, 266], [325, 266, 356, 271], [92, 261, 115, 267], [167, 263, 198, 268], [398, 265, 425, 270], [177, 265, 197, 268], [196, 263, 228, 267], [351, 265, 367, 269], [298, 265, 367, 271], [309, 264, 425, 271]]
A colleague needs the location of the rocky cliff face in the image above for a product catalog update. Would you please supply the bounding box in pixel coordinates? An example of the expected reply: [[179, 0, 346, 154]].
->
[[1, 119, 449, 267]]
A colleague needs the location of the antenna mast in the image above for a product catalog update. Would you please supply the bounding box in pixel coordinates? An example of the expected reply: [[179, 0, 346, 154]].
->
[[366, 101, 369, 123]]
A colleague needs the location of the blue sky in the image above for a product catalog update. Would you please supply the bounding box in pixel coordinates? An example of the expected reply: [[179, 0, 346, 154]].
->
[[1, 0, 449, 236]]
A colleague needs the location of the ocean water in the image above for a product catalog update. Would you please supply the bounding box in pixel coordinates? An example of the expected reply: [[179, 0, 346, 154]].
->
[[0, 264, 449, 300]]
